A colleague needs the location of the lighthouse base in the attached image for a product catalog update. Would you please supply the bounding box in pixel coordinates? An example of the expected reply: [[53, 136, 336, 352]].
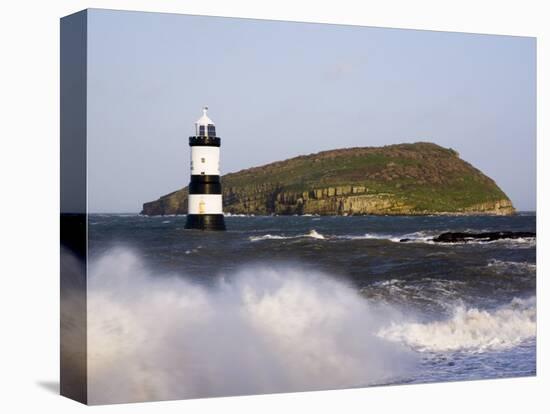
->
[[185, 214, 226, 231]]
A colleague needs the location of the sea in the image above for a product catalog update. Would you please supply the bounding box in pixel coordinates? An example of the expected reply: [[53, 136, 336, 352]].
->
[[86, 212, 536, 402]]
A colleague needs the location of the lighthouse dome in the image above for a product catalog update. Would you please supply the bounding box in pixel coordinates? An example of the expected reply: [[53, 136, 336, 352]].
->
[[195, 106, 216, 137], [196, 106, 214, 126]]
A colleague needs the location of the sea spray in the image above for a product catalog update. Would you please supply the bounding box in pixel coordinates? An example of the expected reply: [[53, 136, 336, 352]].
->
[[85, 248, 415, 404], [378, 296, 536, 353]]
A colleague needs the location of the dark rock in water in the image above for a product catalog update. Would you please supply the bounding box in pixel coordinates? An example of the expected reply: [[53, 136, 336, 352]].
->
[[431, 231, 536, 243]]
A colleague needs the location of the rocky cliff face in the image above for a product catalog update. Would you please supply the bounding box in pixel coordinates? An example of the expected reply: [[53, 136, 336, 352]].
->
[[141, 142, 515, 216]]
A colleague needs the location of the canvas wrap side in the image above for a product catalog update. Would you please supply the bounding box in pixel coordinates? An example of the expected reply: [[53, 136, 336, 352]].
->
[[60, 9, 88, 405]]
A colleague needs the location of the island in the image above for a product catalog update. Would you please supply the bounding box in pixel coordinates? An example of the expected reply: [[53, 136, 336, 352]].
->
[[141, 142, 515, 216]]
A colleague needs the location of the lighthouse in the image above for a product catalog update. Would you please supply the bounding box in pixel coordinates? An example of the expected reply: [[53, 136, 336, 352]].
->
[[185, 107, 226, 231]]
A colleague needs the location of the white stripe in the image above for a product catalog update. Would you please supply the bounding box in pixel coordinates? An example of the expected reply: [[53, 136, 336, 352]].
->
[[188, 194, 223, 214], [190, 146, 220, 176]]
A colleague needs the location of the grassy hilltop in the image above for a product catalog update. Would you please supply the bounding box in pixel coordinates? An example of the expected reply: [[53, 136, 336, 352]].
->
[[141, 142, 515, 216]]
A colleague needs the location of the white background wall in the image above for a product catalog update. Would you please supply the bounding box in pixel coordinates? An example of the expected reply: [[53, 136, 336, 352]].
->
[[0, 0, 547, 413]]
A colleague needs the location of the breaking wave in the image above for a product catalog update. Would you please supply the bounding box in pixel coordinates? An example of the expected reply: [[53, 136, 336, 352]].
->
[[85, 248, 414, 404], [66, 247, 537, 404], [250, 229, 325, 241], [378, 297, 536, 353], [336, 231, 435, 243]]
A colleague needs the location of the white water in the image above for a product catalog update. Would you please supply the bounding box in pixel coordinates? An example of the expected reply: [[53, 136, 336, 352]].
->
[[250, 229, 325, 241], [249, 229, 536, 247], [249, 234, 288, 241], [85, 248, 413, 404], [62, 247, 537, 404], [488, 259, 537, 272], [378, 297, 536, 353]]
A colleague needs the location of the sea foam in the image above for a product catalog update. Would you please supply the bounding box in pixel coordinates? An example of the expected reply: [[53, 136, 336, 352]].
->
[[250, 229, 325, 242], [83, 248, 413, 404], [64, 247, 536, 404], [378, 296, 536, 353]]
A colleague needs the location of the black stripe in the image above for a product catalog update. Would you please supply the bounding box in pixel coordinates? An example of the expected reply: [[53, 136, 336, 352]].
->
[[189, 136, 221, 147], [185, 214, 226, 231], [189, 181, 221, 194], [189, 175, 221, 194], [190, 175, 220, 184]]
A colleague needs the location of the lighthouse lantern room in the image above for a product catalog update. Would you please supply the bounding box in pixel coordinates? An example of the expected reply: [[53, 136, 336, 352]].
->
[[185, 107, 226, 230]]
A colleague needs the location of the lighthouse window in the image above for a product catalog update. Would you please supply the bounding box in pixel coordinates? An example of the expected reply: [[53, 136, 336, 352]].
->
[[201, 157, 205, 163], [207, 125, 216, 136], [199, 125, 205, 136]]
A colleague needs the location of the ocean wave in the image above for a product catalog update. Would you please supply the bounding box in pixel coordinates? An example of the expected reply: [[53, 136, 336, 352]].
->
[[356, 232, 535, 247], [386, 230, 436, 243], [249, 229, 535, 247], [250, 229, 325, 242], [378, 296, 536, 353], [336, 233, 399, 242], [498, 237, 536, 248], [249, 234, 288, 241], [82, 248, 413, 403], [250, 230, 439, 243], [306, 229, 325, 239], [68, 246, 537, 403], [363, 278, 468, 313], [336, 231, 438, 243], [438, 237, 536, 247], [487, 259, 536, 273]]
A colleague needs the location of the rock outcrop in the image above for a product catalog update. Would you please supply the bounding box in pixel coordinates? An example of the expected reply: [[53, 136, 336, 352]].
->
[[141, 142, 516, 216], [424, 231, 535, 243]]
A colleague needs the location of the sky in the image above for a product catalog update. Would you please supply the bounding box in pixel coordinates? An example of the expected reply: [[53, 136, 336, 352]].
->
[[87, 9, 536, 213]]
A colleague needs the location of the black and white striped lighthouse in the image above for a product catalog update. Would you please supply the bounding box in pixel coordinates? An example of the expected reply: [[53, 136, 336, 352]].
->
[[185, 107, 226, 231]]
